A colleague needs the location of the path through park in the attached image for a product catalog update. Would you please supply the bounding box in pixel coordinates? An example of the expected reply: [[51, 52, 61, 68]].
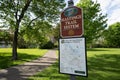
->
[[0, 50, 57, 80]]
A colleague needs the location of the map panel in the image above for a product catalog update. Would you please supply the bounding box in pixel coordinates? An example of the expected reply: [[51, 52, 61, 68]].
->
[[59, 38, 87, 76]]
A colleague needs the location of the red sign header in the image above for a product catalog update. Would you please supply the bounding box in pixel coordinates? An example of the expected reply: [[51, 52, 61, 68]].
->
[[60, 6, 83, 38]]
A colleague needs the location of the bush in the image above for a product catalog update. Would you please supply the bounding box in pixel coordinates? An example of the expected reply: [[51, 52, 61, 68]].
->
[[40, 41, 54, 49]]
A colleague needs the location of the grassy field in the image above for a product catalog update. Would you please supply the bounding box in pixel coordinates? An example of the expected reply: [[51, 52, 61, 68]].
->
[[28, 48, 120, 80], [0, 48, 47, 69]]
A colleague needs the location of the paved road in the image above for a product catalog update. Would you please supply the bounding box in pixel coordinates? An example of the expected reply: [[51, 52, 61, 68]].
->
[[0, 50, 57, 80]]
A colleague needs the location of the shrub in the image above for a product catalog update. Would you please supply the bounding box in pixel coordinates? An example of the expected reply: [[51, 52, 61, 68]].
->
[[40, 41, 54, 49]]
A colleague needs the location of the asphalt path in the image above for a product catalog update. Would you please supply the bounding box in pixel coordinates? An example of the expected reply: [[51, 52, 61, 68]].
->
[[0, 50, 57, 80]]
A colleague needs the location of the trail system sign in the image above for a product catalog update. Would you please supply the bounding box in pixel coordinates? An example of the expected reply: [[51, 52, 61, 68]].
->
[[60, 6, 83, 38], [59, 37, 87, 76], [59, 1, 87, 78]]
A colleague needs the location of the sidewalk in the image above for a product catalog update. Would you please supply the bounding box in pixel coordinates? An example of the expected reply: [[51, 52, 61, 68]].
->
[[0, 50, 57, 80]]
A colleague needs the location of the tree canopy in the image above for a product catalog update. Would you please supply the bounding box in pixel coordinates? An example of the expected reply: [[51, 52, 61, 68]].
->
[[0, 30, 12, 43], [104, 22, 120, 48], [77, 0, 107, 47], [0, 0, 65, 60]]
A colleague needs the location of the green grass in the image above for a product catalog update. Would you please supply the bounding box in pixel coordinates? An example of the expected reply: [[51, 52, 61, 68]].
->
[[28, 48, 120, 80], [0, 48, 47, 69]]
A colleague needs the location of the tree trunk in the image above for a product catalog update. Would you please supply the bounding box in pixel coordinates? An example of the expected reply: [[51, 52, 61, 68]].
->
[[12, 0, 32, 60], [12, 25, 19, 60]]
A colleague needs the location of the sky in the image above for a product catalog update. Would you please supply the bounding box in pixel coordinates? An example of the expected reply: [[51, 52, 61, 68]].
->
[[65, 0, 120, 26]]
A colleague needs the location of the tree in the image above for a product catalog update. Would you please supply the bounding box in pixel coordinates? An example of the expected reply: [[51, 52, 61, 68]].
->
[[77, 0, 107, 47], [104, 22, 120, 48], [20, 20, 53, 48], [0, 30, 12, 45], [52, 23, 60, 40], [0, 0, 65, 60]]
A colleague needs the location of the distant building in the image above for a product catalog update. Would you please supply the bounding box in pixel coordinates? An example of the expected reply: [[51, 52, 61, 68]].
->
[[0, 41, 11, 48]]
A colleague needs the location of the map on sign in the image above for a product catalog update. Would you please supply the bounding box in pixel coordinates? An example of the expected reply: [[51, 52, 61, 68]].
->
[[59, 38, 87, 76]]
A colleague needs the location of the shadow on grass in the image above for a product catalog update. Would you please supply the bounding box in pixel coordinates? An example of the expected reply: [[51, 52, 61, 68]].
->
[[29, 62, 70, 80], [29, 54, 120, 80], [77, 54, 120, 80], [87, 48, 110, 52], [0, 52, 41, 69]]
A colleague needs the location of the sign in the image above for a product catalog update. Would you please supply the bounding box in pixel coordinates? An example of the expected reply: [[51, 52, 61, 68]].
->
[[60, 6, 83, 38], [59, 37, 87, 76]]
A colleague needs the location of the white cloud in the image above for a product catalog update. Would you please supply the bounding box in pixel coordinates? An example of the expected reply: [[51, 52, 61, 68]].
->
[[65, 0, 120, 26], [92, 0, 112, 14], [92, 0, 120, 26], [107, 8, 120, 25]]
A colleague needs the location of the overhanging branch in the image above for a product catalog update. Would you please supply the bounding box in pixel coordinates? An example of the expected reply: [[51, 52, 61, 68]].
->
[[27, 16, 40, 27], [18, 0, 32, 23]]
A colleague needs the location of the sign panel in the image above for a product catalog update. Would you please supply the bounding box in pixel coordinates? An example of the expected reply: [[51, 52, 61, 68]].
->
[[60, 6, 83, 38], [59, 37, 87, 76]]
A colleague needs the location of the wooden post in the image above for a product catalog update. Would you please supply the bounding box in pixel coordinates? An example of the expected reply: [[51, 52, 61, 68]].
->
[[70, 75, 76, 80]]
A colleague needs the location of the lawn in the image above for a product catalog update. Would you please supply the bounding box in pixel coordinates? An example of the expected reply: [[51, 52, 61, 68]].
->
[[28, 48, 120, 80], [0, 48, 47, 69]]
